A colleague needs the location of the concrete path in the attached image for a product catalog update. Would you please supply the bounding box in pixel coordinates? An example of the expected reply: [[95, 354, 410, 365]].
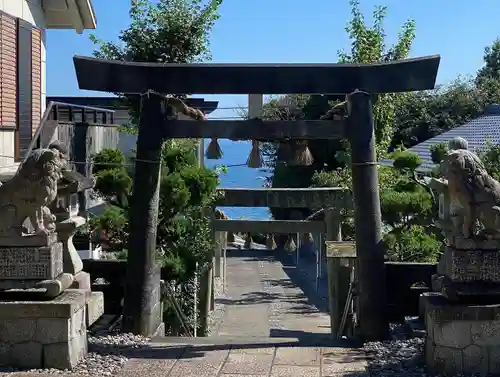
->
[[214, 249, 331, 339]]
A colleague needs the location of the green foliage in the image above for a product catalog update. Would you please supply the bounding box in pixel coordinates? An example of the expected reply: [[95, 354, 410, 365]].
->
[[391, 150, 422, 172], [337, 0, 416, 157], [477, 38, 500, 83], [88, 205, 129, 252], [92, 149, 132, 207], [89, 0, 223, 123], [156, 140, 218, 282], [430, 142, 448, 164], [383, 225, 441, 263], [480, 139, 500, 181], [265, 0, 416, 222], [380, 188, 432, 228], [93, 148, 126, 175], [90, 143, 219, 335], [392, 77, 500, 148]]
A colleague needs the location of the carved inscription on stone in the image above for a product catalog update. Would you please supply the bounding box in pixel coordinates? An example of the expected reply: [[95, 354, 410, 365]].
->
[[447, 249, 500, 282], [0, 243, 63, 280]]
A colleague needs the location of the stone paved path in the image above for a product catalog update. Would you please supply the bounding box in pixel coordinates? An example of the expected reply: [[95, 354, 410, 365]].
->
[[214, 249, 331, 339], [116, 340, 370, 377]]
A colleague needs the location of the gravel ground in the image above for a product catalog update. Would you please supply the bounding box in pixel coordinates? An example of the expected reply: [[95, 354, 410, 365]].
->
[[364, 323, 426, 377], [207, 276, 227, 336]]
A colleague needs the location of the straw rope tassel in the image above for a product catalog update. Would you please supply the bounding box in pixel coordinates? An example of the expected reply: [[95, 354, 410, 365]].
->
[[247, 139, 263, 168], [290, 140, 314, 166], [284, 235, 296, 252], [206, 138, 223, 159], [266, 234, 277, 250], [247, 94, 263, 168], [244, 233, 253, 249]]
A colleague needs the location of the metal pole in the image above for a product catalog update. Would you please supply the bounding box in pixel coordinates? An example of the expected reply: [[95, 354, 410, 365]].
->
[[296, 232, 300, 266], [318, 233, 323, 278], [316, 235, 320, 292], [194, 262, 198, 337], [346, 90, 388, 341]]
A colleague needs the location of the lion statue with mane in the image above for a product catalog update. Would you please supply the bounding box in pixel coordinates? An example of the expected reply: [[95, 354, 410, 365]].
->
[[442, 147, 500, 238], [0, 141, 68, 237]]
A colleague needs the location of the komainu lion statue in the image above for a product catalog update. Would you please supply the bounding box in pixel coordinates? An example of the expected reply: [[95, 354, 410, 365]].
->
[[442, 148, 500, 238], [0, 142, 68, 237]]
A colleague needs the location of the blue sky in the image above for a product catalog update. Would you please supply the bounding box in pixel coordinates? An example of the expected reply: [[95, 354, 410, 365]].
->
[[46, 0, 499, 119]]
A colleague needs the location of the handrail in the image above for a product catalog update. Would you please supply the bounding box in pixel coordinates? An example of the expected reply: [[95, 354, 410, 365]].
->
[[20, 101, 116, 168]]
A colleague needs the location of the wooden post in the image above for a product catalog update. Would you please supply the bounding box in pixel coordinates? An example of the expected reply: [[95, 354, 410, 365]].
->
[[223, 232, 227, 292], [122, 93, 164, 335], [248, 94, 263, 118], [325, 208, 342, 337], [72, 122, 90, 217], [346, 90, 388, 341], [198, 262, 213, 336]]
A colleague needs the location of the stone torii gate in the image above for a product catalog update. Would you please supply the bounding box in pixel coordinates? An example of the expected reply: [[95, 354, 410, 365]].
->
[[73, 55, 440, 341]]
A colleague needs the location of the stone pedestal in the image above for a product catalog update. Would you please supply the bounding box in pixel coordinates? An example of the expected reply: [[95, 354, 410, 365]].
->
[[86, 291, 104, 327], [0, 289, 88, 370], [422, 293, 500, 376]]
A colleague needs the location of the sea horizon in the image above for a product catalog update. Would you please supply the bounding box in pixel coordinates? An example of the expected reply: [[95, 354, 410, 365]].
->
[[204, 139, 271, 220]]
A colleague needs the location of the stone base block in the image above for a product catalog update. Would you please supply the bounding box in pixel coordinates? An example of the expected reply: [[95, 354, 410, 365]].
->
[[423, 293, 500, 376], [71, 271, 91, 291], [86, 291, 104, 327], [0, 289, 87, 370], [0, 242, 63, 290]]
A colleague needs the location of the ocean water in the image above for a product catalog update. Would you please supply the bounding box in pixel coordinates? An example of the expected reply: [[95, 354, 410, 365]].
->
[[203, 139, 271, 220]]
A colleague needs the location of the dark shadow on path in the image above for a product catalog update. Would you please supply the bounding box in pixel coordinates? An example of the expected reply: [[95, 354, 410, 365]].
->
[[139, 334, 361, 361]]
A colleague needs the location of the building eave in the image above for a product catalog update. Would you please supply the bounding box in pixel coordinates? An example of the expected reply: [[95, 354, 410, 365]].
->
[[46, 96, 220, 115], [43, 0, 96, 34]]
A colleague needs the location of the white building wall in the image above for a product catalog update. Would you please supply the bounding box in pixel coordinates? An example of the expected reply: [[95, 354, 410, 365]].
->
[[0, 0, 47, 170]]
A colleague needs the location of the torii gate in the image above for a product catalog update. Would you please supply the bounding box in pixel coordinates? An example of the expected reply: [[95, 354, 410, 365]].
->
[[73, 55, 440, 341]]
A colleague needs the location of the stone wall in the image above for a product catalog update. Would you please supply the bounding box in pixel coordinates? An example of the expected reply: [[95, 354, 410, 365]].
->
[[424, 294, 500, 376]]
